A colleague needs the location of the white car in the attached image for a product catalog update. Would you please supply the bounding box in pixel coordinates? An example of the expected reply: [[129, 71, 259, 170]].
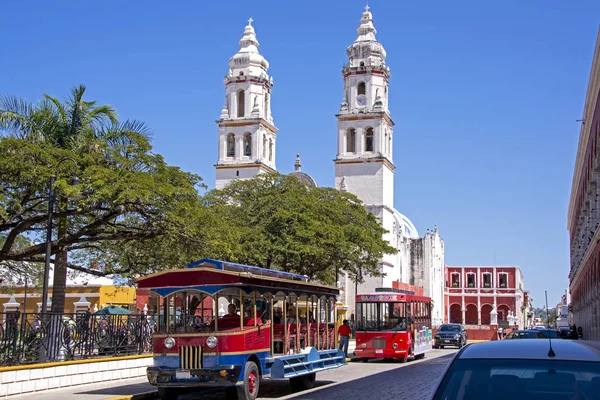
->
[[429, 339, 600, 399]]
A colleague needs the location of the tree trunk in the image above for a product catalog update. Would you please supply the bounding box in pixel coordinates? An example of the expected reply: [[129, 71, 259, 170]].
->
[[51, 198, 68, 313]]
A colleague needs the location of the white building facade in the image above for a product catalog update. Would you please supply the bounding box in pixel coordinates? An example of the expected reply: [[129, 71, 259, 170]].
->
[[214, 9, 445, 326], [215, 19, 278, 190], [334, 8, 445, 326]]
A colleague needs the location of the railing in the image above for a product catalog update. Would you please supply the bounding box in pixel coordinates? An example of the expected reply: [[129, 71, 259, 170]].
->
[[0, 312, 155, 366]]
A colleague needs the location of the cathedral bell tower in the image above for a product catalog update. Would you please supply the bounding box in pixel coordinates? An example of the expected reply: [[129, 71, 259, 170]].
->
[[215, 18, 278, 190], [334, 6, 394, 208]]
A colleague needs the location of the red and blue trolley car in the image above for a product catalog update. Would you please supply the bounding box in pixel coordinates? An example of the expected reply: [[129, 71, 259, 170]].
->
[[353, 288, 433, 362], [137, 259, 345, 400]]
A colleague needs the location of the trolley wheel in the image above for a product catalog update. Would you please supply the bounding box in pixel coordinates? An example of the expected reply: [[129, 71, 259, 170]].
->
[[414, 353, 425, 360], [290, 372, 316, 391], [157, 387, 180, 400], [361, 358, 369, 363], [235, 361, 260, 400]]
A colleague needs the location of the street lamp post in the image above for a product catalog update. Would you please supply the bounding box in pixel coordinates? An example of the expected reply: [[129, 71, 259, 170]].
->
[[41, 157, 79, 315]]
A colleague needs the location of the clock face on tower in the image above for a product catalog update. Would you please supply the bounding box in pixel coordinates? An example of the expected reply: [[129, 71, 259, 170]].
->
[[356, 94, 366, 107]]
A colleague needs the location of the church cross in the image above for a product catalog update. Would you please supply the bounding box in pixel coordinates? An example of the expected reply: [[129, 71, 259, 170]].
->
[[247, 17, 254, 26], [364, 5, 370, 12]]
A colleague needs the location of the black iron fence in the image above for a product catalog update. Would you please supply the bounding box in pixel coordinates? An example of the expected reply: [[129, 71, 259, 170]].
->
[[0, 311, 155, 366]]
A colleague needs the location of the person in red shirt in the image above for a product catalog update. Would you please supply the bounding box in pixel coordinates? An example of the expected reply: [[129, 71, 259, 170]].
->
[[338, 319, 352, 358]]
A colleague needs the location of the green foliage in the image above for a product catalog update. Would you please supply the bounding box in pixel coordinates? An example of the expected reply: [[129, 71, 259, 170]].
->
[[204, 174, 397, 284], [0, 135, 206, 277]]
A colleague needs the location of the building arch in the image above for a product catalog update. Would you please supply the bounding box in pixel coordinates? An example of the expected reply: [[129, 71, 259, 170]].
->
[[449, 303, 462, 324], [237, 89, 245, 117], [226, 133, 235, 157], [346, 128, 356, 153], [243, 132, 252, 156], [465, 304, 478, 325], [365, 127, 374, 152], [357, 81, 366, 96], [480, 304, 493, 325], [497, 304, 510, 324]]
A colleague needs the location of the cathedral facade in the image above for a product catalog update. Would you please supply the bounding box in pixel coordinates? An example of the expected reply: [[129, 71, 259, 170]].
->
[[215, 8, 445, 326]]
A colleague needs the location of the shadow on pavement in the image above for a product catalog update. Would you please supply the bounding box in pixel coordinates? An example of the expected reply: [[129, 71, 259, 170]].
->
[[283, 353, 455, 400], [179, 380, 335, 399], [74, 381, 154, 396]]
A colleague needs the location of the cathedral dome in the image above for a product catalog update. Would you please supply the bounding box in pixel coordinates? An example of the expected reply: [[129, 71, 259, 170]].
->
[[229, 19, 269, 72], [393, 209, 420, 239], [288, 154, 317, 188]]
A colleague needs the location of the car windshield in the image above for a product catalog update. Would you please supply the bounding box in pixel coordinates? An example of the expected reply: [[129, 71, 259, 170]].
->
[[432, 359, 600, 400], [439, 325, 461, 332], [505, 331, 541, 339], [356, 302, 409, 331], [537, 330, 559, 338]]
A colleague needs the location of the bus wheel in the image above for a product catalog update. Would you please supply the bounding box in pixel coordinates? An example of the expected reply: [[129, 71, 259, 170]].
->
[[290, 372, 316, 391], [236, 361, 260, 400], [157, 387, 180, 400]]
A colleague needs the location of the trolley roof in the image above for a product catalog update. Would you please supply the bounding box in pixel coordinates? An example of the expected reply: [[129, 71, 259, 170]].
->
[[136, 258, 339, 298]]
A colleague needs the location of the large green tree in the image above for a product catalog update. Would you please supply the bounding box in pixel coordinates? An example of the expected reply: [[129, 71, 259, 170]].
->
[[204, 174, 397, 285], [0, 86, 209, 311]]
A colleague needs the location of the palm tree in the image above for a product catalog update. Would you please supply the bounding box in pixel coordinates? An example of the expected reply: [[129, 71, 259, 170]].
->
[[0, 85, 149, 312]]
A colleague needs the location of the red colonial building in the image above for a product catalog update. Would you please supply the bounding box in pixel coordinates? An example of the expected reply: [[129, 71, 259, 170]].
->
[[444, 266, 525, 330], [568, 29, 600, 342]]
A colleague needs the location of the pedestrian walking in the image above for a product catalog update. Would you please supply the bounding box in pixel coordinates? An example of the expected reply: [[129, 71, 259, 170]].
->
[[338, 319, 352, 358]]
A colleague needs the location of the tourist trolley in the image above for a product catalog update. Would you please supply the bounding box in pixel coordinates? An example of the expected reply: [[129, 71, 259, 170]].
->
[[137, 259, 345, 400], [353, 288, 433, 362]]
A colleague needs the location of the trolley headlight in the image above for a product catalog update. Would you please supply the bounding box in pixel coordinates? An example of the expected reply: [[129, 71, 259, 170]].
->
[[206, 336, 218, 348], [164, 337, 175, 349], [392, 343, 398, 349], [361, 343, 367, 348]]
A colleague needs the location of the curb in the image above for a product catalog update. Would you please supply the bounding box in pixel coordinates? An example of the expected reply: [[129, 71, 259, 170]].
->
[[107, 391, 158, 400]]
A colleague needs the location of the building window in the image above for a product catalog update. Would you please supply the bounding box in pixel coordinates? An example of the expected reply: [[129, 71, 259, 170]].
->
[[226, 133, 235, 157], [357, 82, 366, 96], [467, 273, 475, 288], [237, 90, 245, 118], [263, 136, 267, 159], [499, 273, 508, 288], [360, 61, 365, 67], [482, 273, 491, 288], [269, 139, 273, 161], [346, 128, 356, 153], [365, 127, 374, 152], [451, 273, 460, 288], [243, 132, 252, 156]]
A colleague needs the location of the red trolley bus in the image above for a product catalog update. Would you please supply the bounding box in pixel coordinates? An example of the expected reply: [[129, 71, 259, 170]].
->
[[353, 288, 433, 362], [137, 259, 345, 400]]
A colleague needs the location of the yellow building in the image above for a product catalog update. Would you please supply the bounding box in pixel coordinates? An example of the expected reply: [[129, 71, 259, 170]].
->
[[1, 269, 136, 314]]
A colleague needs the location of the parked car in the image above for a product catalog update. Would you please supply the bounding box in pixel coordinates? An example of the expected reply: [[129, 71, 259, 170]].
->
[[504, 329, 546, 339], [434, 324, 467, 349], [429, 339, 600, 399]]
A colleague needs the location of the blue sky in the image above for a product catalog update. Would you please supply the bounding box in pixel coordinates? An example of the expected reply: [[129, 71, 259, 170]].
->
[[2, 0, 599, 306]]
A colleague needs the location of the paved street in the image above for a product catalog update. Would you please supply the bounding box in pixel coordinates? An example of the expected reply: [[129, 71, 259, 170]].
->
[[19, 348, 457, 400]]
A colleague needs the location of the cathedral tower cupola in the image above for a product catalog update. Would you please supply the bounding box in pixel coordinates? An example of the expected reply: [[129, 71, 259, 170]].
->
[[335, 6, 395, 208], [215, 19, 278, 190]]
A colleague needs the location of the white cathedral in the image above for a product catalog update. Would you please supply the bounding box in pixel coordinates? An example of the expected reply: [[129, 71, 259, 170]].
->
[[214, 7, 445, 326]]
